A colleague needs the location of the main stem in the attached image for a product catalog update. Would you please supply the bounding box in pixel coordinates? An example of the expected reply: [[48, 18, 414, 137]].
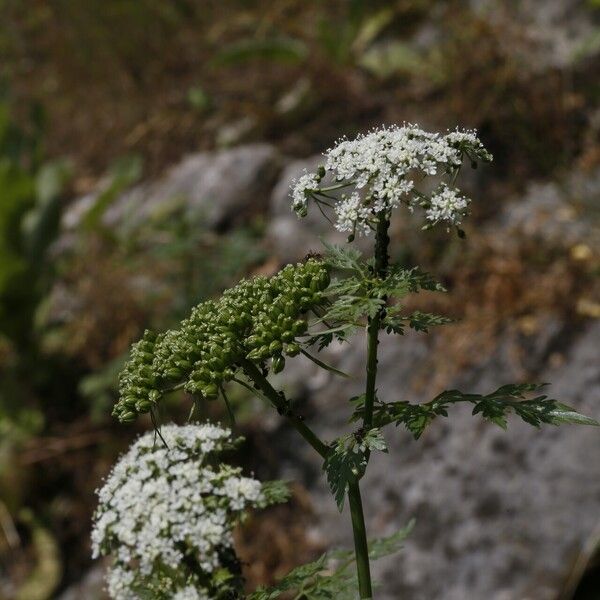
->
[[348, 479, 372, 599], [351, 212, 391, 600], [364, 213, 390, 430]]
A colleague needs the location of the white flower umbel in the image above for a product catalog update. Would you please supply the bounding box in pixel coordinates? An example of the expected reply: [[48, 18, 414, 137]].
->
[[92, 423, 264, 600], [290, 124, 492, 236], [426, 184, 469, 225]]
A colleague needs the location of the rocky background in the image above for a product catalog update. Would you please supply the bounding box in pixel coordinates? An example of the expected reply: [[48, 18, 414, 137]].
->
[[0, 1, 599, 599]]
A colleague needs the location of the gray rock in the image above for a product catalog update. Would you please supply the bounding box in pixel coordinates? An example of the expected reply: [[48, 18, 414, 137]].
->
[[63, 144, 282, 232], [492, 168, 600, 250], [471, 0, 598, 70]]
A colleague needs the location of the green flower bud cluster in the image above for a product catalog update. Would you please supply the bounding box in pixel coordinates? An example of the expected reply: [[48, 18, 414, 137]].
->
[[113, 259, 330, 423], [115, 330, 160, 422]]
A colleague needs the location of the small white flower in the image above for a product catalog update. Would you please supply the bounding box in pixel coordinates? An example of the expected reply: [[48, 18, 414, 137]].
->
[[291, 171, 320, 217], [426, 184, 470, 225], [289, 124, 491, 235]]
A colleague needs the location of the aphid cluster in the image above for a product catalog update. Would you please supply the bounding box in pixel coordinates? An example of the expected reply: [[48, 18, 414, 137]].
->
[[113, 259, 330, 422]]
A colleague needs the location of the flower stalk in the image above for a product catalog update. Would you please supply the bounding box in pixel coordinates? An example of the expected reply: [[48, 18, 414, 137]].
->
[[349, 211, 391, 598], [348, 479, 372, 599]]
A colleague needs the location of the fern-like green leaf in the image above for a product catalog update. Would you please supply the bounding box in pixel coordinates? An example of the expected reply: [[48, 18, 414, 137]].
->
[[368, 519, 415, 559], [353, 383, 598, 439], [248, 521, 414, 600], [322, 241, 363, 272], [259, 480, 292, 508]]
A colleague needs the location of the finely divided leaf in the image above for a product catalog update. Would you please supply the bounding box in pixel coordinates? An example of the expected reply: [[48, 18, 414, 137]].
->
[[355, 383, 598, 439], [323, 441, 366, 511], [259, 480, 292, 507], [383, 310, 452, 335], [323, 429, 387, 511], [322, 240, 363, 272], [249, 521, 415, 600], [368, 519, 416, 560]]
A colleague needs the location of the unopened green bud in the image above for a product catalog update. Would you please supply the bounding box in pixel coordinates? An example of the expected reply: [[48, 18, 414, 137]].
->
[[149, 390, 161, 402], [202, 383, 218, 399], [292, 320, 307, 335], [269, 340, 282, 354], [272, 355, 285, 374], [284, 342, 301, 357], [135, 400, 152, 413], [120, 411, 137, 423]]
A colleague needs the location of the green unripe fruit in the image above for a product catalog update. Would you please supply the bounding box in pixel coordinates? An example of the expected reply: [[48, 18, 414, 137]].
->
[[120, 411, 137, 423], [202, 383, 219, 399], [135, 399, 152, 413], [282, 330, 295, 343], [190, 370, 204, 382], [209, 357, 224, 370], [246, 348, 262, 361], [269, 340, 283, 354], [269, 306, 282, 319], [272, 355, 285, 374], [300, 295, 312, 307], [139, 341, 154, 353], [166, 368, 183, 379], [139, 366, 154, 378], [292, 319, 307, 335], [149, 390, 161, 402], [284, 342, 301, 357], [246, 334, 261, 347], [123, 396, 137, 409], [139, 351, 154, 362]]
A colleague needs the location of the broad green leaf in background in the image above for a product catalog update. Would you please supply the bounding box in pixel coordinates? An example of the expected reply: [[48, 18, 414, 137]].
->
[[22, 159, 73, 262], [214, 37, 308, 66], [359, 40, 424, 79]]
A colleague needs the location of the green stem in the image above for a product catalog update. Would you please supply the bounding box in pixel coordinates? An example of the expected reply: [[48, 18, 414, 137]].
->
[[240, 359, 329, 459], [348, 479, 373, 599], [352, 212, 390, 598], [363, 213, 390, 431]]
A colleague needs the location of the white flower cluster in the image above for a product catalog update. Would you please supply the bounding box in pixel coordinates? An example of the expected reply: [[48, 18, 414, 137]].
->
[[290, 124, 492, 235], [92, 423, 264, 600], [426, 184, 469, 225]]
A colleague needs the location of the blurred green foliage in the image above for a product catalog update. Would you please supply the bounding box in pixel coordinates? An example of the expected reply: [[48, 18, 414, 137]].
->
[[0, 85, 72, 477]]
